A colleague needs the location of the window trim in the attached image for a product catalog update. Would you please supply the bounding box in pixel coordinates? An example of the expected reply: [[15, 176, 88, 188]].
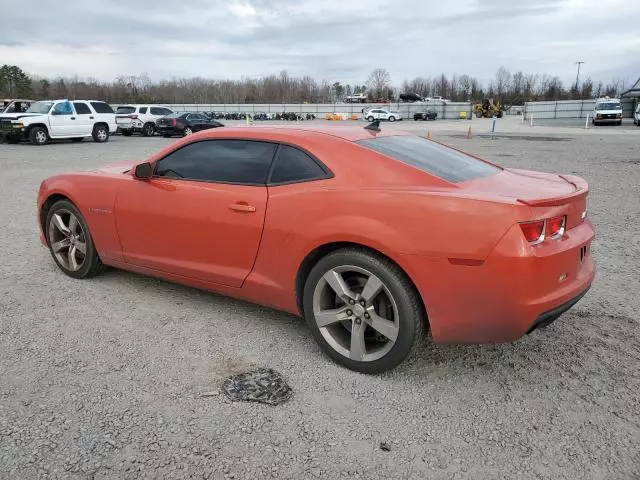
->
[[151, 138, 333, 187]]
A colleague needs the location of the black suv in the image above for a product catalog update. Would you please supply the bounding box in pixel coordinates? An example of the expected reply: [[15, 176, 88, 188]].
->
[[413, 109, 437, 121]]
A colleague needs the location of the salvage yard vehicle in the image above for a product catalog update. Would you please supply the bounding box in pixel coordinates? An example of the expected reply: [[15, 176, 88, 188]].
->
[[0, 99, 117, 145], [413, 108, 437, 121], [37, 125, 595, 373], [364, 108, 402, 122], [1, 98, 34, 114], [155, 112, 224, 137], [592, 98, 623, 126], [474, 98, 504, 118], [115, 105, 174, 137]]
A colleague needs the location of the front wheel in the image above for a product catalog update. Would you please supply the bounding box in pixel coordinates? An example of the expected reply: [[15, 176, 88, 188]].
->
[[92, 125, 109, 143], [388, 116, 396, 122], [303, 248, 425, 374], [183, 127, 193, 136], [45, 200, 106, 279], [29, 126, 48, 145]]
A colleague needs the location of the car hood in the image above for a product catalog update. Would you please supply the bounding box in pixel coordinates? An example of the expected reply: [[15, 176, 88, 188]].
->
[[0, 113, 44, 120], [95, 159, 139, 174]]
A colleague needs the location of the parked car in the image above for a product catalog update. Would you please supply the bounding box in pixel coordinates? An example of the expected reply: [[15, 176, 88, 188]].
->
[[1, 99, 34, 114], [36, 125, 594, 373], [592, 97, 623, 126], [115, 105, 174, 137], [155, 112, 224, 137], [633, 104, 640, 126], [345, 93, 368, 103], [0, 99, 116, 145], [413, 109, 438, 121], [363, 108, 402, 122]]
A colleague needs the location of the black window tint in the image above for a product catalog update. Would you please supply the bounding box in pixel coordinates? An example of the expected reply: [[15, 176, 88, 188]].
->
[[116, 106, 136, 114], [90, 102, 114, 113], [155, 140, 277, 184], [150, 107, 163, 115], [357, 136, 499, 183], [162, 108, 173, 115], [139, 107, 148, 114], [270, 145, 327, 184], [73, 102, 91, 114]]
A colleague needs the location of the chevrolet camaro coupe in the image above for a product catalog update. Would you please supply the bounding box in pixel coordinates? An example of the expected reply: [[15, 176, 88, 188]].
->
[[37, 125, 595, 373]]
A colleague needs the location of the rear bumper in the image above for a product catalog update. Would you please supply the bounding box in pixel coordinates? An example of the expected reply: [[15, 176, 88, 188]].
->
[[401, 219, 595, 344], [156, 126, 182, 136], [526, 286, 589, 333]]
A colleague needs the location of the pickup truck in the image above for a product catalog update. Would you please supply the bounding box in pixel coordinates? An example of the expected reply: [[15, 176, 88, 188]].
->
[[0, 99, 117, 145]]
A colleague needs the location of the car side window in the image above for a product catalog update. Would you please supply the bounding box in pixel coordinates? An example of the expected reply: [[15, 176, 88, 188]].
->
[[154, 140, 278, 185], [139, 107, 148, 114], [52, 101, 74, 115], [73, 102, 91, 114], [150, 107, 164, 115], [269, 145, 328, 184], [90, 102, 115, 114]]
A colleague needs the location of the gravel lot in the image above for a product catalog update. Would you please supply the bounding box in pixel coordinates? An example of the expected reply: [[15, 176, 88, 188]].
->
[[1, 122, 639, 479]]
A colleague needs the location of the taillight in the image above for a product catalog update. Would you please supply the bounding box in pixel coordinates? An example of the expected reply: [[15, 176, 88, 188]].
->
[[519, 220, 545, 244], [546, 215, 566, 238], [171, 119, 177, 126], [128, 114, 138, 119]]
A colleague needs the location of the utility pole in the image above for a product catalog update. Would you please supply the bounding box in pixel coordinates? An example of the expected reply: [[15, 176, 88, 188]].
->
[[575, 61, 585, 91]]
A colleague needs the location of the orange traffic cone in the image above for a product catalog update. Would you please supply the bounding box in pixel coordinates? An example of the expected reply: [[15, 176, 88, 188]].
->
[[466, 125, 472, 139], [426, 130, 432, 140]]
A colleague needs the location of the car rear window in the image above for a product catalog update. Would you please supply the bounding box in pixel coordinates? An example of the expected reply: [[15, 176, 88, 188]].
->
[[357, 136, 500, 183], [116, 106, 136, 114]]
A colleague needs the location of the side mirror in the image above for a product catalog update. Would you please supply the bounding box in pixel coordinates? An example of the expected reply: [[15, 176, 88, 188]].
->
[[134, 162, 153, 180]]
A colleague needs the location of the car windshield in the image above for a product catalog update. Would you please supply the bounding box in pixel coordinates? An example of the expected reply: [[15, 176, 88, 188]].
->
[[116, 106, 136, 114], [26, 101, 53, 114], [597, 103, 621, 110], [357, 135, 500, 183]]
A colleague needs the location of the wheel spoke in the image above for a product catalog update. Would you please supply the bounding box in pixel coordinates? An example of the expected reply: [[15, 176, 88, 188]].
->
[[315, 307, 350, 328], [75, 240, 87, 256], [52, 214, 70, 235], [349, 321, 367, 361], [68, 214, 78, 234], [51, 238, 71, 253], [365, 310, 399, 342], [68, 246, 79, 271], [360, 274, 383, 304], [323, 270, 353, 300]]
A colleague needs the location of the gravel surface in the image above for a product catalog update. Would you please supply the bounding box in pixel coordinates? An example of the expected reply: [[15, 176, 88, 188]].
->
[[1, 125, 639, 479]]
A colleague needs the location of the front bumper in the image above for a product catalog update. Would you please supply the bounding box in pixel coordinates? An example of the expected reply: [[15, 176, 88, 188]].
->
[[401, 219, 595, 344]]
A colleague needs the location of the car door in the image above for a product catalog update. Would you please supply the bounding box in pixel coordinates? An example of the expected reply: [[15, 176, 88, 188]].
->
[[189, 114, 208, 131], [73, 102, 94, 135], [114, 139, 278, 287], [49, 101, 78, 136]]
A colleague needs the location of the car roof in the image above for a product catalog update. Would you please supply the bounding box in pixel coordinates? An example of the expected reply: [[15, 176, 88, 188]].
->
[[191, 124, 410, 142]]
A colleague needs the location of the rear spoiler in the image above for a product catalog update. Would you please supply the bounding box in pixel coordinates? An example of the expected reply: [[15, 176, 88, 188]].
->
[[517, 174, 588, 207]]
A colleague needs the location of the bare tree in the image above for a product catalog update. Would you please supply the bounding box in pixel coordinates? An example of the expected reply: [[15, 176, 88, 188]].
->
[[367, 68, 392, 100]]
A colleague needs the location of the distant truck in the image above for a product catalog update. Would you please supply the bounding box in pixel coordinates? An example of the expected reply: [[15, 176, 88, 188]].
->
[[344, 93, 367, 103]]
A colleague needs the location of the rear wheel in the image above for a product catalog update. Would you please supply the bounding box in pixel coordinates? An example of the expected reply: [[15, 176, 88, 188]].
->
[[366, 116, 374, 122], [29, 126, 48, 145], [388, 116, 396, 122], [303, 248, 425, 374], [142, 123, 155, 137], [92, 124, 109, 143], [45, 200, 106, 279]]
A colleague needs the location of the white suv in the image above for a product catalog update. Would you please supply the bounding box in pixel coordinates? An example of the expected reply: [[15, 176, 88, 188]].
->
[[115, 105, 175, 136], [592, 98, 623, 126], [0, 99, 117, 145], [364, 108, 402, 122]]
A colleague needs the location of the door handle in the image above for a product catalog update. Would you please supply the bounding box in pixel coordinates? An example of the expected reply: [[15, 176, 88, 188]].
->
[[70, 117, 76, 120], [89, 116, 94, 119], [229, 202, 256, 213]]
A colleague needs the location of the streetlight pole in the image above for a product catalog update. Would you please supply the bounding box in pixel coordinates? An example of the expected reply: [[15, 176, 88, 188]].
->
[[575, 61, 585, 92]]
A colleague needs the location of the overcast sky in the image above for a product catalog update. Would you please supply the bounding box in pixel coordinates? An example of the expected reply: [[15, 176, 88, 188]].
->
[[1, 0, 639, 87]]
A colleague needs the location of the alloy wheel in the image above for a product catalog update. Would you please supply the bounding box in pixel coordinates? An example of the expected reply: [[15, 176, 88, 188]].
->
[[312, 265, 400, 362], [35, 130, 47, 144], [96, 129, 108, 141], [48, 210, 87, 272]]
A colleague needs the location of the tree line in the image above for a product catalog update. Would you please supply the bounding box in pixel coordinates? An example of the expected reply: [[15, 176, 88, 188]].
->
[[0, 64, 631, 105]]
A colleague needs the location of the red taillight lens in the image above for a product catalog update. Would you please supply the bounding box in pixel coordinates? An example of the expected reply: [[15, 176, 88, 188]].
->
[[128, 114, 138, 119], [547, 216, 566, 237], [171, 119, 177, 126], [519, 220, 545, 243]]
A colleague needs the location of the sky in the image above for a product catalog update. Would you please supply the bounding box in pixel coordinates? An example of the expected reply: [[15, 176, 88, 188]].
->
[[1, 0, 639, 87]]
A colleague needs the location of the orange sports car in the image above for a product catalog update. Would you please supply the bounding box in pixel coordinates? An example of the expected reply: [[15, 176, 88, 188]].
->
[[37, 124, 595, 373]]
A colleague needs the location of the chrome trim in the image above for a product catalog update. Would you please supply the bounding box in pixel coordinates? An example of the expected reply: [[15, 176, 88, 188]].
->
[[529, 219, 546, 246], [549, 216, 566, 240]]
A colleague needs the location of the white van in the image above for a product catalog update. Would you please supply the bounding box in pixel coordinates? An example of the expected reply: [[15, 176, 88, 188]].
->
[[592, 98, 623, 126]]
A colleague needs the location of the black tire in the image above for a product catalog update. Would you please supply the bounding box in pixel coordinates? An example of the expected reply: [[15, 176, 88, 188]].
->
[[45, 199, 107, 279], [367, 116, 375, 122], [92, 124, 109, 143], [71, 137, 84, 142], [388, 116, 396, 122], [29, 126, 48, 145], [302, 247, 426, 374], [121, 130, 134, 137], [142, 123, 155, 137]]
